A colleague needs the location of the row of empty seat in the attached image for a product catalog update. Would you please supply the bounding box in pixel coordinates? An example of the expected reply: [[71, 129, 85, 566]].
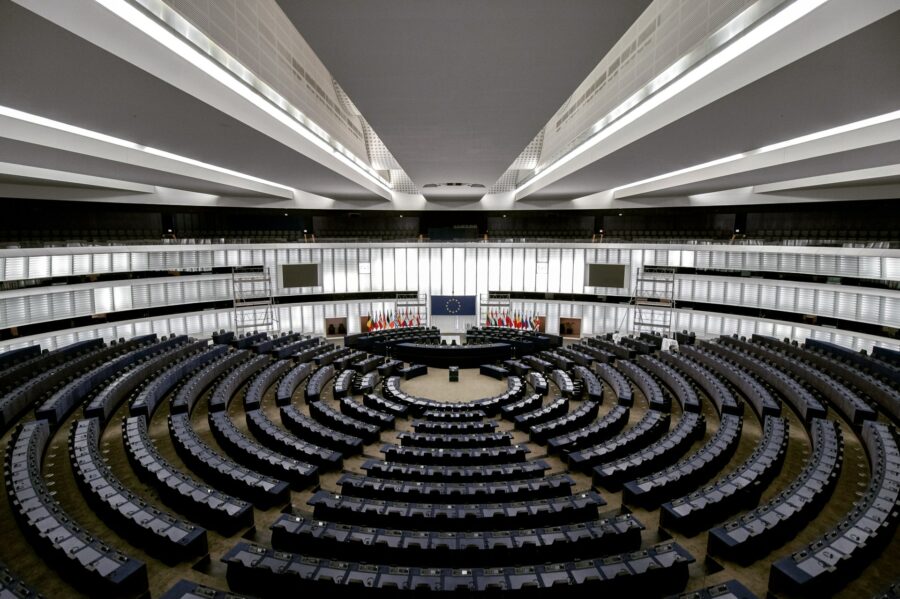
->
[[0, 328, 895, 598]]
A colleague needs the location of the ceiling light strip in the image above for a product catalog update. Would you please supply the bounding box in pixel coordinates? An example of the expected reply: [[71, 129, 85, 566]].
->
[[95, 0, 393, 193], [0, 104, 295, 196], [611, 109, 900, 196], [514, 0, 829, 197]]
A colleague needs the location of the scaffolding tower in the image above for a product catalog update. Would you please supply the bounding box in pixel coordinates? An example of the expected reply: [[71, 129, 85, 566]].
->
[[394, 292, 428, 325], [479, 292, 511, 326], [232, 266, 277, 334], [630, 266, 676, 337]]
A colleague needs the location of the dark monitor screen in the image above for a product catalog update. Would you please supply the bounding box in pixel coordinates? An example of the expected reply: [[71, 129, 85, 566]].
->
[[586, 264, 627, 288], [281, 263, 320, 288]]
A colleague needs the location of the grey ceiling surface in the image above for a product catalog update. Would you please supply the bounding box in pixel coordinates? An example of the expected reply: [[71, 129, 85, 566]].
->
[[530, 11, 900, 201], [279, 0, 653, 198], [0, 0, 373, 201]]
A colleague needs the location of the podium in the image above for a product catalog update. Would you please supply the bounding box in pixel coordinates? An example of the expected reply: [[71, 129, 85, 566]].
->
[[448, 366, 459, 382]]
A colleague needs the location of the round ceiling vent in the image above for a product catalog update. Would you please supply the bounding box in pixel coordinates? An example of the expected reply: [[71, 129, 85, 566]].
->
[[423, 182, 486, 189]]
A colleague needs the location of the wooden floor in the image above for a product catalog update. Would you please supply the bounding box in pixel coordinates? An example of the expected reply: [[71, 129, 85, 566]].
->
[[0, 349, 897, 598]]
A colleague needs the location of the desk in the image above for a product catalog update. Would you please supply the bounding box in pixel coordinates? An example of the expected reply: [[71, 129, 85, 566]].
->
[[392, 343, 511, 368]]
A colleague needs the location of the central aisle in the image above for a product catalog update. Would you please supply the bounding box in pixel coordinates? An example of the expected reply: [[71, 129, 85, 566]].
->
[[399, 368, 507, 403]]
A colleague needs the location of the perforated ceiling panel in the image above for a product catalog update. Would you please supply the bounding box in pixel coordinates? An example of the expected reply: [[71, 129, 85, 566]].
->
[[491, 0, 780, 194], [161, 0, 415, 192], [490, 130, 546, 193]]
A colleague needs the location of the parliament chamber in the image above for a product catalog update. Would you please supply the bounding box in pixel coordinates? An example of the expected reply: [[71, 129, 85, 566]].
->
[[0, 0, 899, 597]]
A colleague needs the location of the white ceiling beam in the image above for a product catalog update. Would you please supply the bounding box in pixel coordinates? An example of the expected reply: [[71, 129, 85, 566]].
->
[[754, 163, 900, 193], [0, 161, 155, 193], [514, 0, 900, 200], [12, 0, 392, 200], [0, 106, 296, 199], [612, 110, 900, 199]]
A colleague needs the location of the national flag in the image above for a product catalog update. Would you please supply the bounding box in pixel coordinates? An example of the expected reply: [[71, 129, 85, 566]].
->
[[366, 314, 373, 331], [505, 311, 513, 327]]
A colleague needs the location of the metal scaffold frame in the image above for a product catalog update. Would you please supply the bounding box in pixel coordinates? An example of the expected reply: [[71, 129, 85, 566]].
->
[[630, 266, 676, 337], [479, 292, 511, 326], [394, 292, 428, 325], [232, 266, 277, 333]]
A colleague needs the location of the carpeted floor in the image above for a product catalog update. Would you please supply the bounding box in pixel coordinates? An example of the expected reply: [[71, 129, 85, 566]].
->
[[400, 368, 507, 402]]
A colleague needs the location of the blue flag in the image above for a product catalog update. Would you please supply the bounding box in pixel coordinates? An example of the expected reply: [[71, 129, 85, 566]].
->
[[431, 295, 477, 316]]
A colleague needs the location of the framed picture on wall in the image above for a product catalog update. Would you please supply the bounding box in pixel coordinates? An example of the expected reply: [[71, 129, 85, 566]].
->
[[559, 317, 581, 338], [325, 317, 347, 337]]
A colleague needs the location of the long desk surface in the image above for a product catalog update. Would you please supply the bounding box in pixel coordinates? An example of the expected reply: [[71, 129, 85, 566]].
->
[[392, 342, 512, 368]]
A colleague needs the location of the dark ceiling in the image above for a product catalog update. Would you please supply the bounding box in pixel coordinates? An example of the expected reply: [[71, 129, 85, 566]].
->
[[0, 1, 897, 211], [279, 0, 653, 198]]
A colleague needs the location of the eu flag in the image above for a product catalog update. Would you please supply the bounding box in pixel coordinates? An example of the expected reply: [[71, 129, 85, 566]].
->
[[431, 295, 477, 316]]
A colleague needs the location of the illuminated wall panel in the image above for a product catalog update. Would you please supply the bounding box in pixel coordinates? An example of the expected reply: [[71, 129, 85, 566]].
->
[[441, 247, 453, 295], [453, 247, 466, 295], [383, 248, 396, 292], [393, 248, 406, 292], [499, 247, 512, 291], [465, 248, 478, 296], [0, 243, 897, 343]]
